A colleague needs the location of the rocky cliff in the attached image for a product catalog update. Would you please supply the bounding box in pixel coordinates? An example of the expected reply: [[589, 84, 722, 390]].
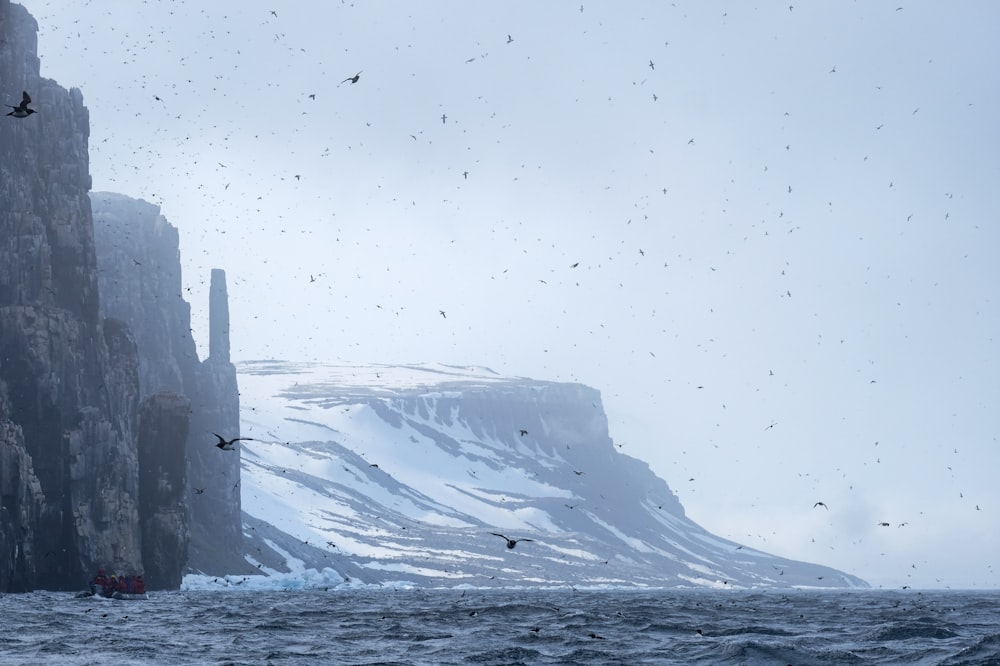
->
[[137, 392, 190, 590], [0, 0, 143, 590], [91, 196, 249, 579], [186, 270, 248, 575], [0, 2, 245, 591], [89, 193, 199, 398]]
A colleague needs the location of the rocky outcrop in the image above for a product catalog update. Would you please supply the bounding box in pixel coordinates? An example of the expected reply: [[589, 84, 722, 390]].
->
[[0, 2, 246, 590], [0, 395, 44, 593], [186, 269, 250, 575], [91, 198, 248, 577], [0, 0, 143, 590], [137, 392, 190, 590], [91, 193, 199, 397], [209, 268, 230, 363]]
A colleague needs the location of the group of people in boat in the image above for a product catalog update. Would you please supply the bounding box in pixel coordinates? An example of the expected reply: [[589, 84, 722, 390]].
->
[[90, 568, 146, 597]]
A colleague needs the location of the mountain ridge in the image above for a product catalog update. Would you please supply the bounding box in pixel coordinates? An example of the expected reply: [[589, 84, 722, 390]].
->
[[234, 360, 868, 589]]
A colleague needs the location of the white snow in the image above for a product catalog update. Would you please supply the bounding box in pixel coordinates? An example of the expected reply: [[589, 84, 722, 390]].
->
[[229, 360, 867, 590]]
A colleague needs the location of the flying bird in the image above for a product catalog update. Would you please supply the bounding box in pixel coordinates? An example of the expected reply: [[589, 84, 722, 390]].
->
[[507, 34, 514, 44], [813, 501, 829, 510], [340, 71, 362, 85], [491, 532, 533, 549], [6, 91, 36, 118], [213, 433, 253, 451]]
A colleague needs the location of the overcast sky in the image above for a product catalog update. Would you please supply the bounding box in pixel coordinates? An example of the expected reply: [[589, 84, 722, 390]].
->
[[28, 0, 999, 589]]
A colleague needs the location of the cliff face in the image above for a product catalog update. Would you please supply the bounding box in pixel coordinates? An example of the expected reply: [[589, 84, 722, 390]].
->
[[186, 269, 248, 575], [90, 193, 199, 397], [137, 392, 190, 590], [91, 198, 247, 577], [0, 0, 143, 590], [0, 395, 43, 593], [0, 2, 244, 590]]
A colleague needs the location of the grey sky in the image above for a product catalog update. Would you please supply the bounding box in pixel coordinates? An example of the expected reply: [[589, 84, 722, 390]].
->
[[30, 0, 999, 588]]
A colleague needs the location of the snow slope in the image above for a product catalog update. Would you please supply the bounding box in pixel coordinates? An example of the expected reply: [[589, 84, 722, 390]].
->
[[225, 360, 867, 589]]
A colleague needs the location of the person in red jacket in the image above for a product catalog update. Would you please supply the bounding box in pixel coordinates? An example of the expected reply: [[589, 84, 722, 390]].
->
[[91, 568, 108, 595], [133, 575, 146, 595]]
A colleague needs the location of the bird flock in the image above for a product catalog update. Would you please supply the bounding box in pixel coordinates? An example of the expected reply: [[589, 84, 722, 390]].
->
[[25, 1, 998, 587]]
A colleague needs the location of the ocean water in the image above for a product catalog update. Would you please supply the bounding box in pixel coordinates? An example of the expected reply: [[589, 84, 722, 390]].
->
[[1, 588, 998, 665]]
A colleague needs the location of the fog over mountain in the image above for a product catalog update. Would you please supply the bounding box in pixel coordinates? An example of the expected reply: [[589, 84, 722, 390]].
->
[[7, 0, 999, 589]]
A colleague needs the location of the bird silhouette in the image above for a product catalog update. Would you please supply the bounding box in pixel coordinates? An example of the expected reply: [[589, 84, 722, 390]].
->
[[6, 91, 36, 118], [213, 433, 253, 450], [813, 501, 828, 510], [340, 71, 362, 85], [491, 532, 533, 549]]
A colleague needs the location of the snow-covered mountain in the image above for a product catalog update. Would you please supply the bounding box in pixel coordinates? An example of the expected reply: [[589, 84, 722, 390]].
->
[[231, 360, 867, 589]]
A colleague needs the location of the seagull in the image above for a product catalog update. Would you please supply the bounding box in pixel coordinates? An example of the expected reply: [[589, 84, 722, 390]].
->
[[507, 34, 514, 44], [6, 91, 36, 118], [213, 433, 253, 451], [813, 501, 828, 510], [340, 71, 362, 85], [491, 532, 533, 549]]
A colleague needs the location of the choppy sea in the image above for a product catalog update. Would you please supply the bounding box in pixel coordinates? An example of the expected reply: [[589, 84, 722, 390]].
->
[[1, 588, 998, 665]]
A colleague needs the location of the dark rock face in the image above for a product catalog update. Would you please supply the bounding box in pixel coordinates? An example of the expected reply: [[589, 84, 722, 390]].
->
[[0, 2, 245, 590], [137, 392, 190, 590], [0, 0, 143, 590], [0, 396, 44, 593], [91, 196, 248, 578]]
